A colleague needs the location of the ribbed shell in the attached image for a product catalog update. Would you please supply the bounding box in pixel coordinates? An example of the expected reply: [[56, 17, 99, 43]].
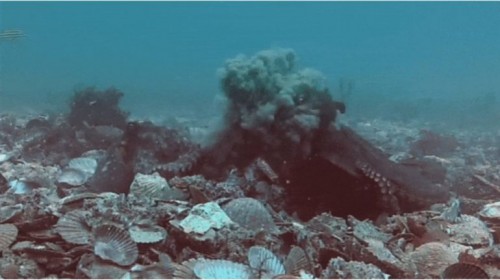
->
[[55, 210, 92, 245], [93, 224, 138, 266], [284, 246, 311, 275], [129, 173, 166, 198], [0, 224, 18, 251], [248, 246, 285, 278], [58, 157, 97, 186], [77, 253, 129, 279], [129, 172, 177, 201], [68, 157, 97, 176], [409, 242, 458, 278], [0, 204, 23, 223], [222, 197, 276, 231], [193, 259, 252, 279], [57, 168, 88, 186], [441, 263, 489, 279]]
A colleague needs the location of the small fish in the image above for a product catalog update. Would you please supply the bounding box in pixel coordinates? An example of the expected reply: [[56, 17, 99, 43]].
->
[[0, 29, 26, 40], [441, 263, 489, 279]]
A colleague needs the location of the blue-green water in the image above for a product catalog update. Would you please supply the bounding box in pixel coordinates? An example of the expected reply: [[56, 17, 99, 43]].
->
[[1, 2, 500, 126]]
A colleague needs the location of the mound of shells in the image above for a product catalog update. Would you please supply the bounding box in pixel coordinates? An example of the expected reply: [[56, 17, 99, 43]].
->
[[2, 112, 500, 279]]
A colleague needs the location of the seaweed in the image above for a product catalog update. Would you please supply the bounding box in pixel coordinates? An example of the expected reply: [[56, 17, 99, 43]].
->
[[68, 87, 129, 129]]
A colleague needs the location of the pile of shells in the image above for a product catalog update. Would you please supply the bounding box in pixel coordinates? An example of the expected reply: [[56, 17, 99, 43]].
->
[[2, 111, 500, 279]]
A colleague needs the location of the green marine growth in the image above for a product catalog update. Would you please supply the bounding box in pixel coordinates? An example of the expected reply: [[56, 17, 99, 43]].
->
[[68, 87, 129, 129], [212, 48, 345, 169]]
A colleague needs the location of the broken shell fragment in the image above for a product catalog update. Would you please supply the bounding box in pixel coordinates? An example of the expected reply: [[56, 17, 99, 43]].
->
[[59, 192, 100, 205], [479, 201, 500, 223], [284, 246, 311, 276], [93, 224, 138, 266], [248, 246, 285, 278], [0, 223, 18, 251], [193, 259, 253, 279], [55, 210, 92, 245], [8, 179, 38, 194], [128, 225, 167, 244], [177, 202, 233, 235]]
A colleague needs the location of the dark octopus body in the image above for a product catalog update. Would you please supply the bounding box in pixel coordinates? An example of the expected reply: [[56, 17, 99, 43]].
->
[[283, 126, 450, 219]]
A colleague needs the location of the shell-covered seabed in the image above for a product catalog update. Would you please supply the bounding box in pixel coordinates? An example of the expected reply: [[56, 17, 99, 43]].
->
[[1, 49, 499, 279], [0, 110, 499, 279]]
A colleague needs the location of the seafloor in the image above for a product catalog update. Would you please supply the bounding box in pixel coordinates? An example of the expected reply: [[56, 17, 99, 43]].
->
[[0, 48, 499, 280], [0, 108, 499, 279]]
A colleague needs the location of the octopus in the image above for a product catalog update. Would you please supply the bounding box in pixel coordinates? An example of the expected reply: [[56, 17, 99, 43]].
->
[[282, 126, 450, 220]]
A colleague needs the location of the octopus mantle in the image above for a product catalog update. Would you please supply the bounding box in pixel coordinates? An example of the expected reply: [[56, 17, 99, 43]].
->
[[283, 126, 450, 219]]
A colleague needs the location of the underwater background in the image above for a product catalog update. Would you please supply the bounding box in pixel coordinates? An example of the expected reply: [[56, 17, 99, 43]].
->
[[1, 1, 500, 128]]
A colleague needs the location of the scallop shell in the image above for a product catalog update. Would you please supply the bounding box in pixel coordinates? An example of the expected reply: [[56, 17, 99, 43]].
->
[[93, 224, 138, 266], [55, 210, 92, 245], [77, 253, 129, 279], [0, 224, 18, 251], [448, 215, 493, 247], [409, 242, 458, 278], [58, 157, 97, 186], [57, 168, 88, 186], [441, 263, 489, 279], [68, 157, 97, 176], [129, 172, 168, 199], [248, 246, 285, 278], [284, 246, 311, 275], [128, 225, 167, 244], [129, 172, 182, 201], [0, 204, 23, 223], [172, 261, 197, 279], [193, 259, 253, 279], [222, 197, 276, 231], [132, 253, 175, 279]]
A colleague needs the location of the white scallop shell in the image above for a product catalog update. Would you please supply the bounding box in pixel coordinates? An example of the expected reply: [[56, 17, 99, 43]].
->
[[223, 197, 276, 231], [58, 157, 97, 186], [55, 210, 92, 245], [0, 223, 18, 251], [57, 168, 88, 186], [68, 157, 97, 176], [284, 246, 311, 275], [248, 246, 285, 278], [129, 172, 170, 200], [93, 224, 138, 266]]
